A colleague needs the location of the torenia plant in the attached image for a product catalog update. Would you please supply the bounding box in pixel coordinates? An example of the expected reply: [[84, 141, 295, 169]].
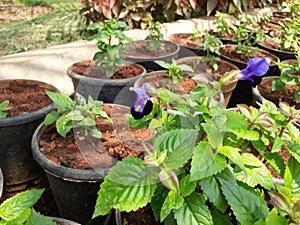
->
[[87, 18, 132, 77], [93, 57, 296, 224], [144, 21, 165, 51], [44, 91, 111, 138]]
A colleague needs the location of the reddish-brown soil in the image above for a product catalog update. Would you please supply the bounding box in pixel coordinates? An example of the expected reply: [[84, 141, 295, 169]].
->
[[39, 104, 153, 170], [219, 44, 278, 64], [257, 22, 281, 37], [0, 2, 53, 24], [125, 41, 178, 58], [260, 38, 297, 54], [168, 33, 205, 49], [138, 71, 198, 94], [257, 78, 300, 109], [120, 205, 162, 225], [0, 80, 54, 117], [70, 60, 144, 80]]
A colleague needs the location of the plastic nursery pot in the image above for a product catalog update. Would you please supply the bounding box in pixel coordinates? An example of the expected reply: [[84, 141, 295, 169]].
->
[[176, 56, 239, 108], [31, 123, 109, 225], [219, 44, 280, 77], [258, 40, 297, 61], [124, 40, 180, 72], [0, 79, 58, 194], [168, 33, 206, 58], [252, 76, 300, 109], [67, 62, 147, 107]]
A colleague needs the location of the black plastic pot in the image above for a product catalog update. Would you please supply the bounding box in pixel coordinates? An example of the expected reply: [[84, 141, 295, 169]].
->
[[124, 40, 180, 72], [0, 79, 58, 194], [258, 42, 296, 61], [67, 63, 146, 107], [31, 123, 110, 225]]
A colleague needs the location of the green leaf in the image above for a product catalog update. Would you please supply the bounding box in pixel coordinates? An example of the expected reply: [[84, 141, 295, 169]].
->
[[3, 208, 31, 225], [160, 191, 184, 221], [93, 157, 158, 217], [210, 209, 233, 225], [55, 114, 73, 137], [202, 123, 223, 151], [217, 168, 269, 225], [199, 176, 227, 212], [231, 128, 259, 141], [264, 152, 285, 177], [179, 175, 197, 197], [190, 142, 227, 181], [219, 146, 245, 171], [287, 143, 300, 163], [174, 193, 213, 225], [0, 189, 44, 221], [151, 184, 169, 221], [288, 156, 300, 187], [265, 208, 288, 225], [153, 129, 198, 169], [44, 111, 59, 125], [45, 90, 74, 111], [78, 117, 95, 127], [235, 153, 274, 189], [26, 210, 56, 225]]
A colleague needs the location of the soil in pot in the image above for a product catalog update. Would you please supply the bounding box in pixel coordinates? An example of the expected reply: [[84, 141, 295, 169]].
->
[[118, 205, 162, 225], [70, 60, 144, 80], [219, 44, 278, 67], [0, 80, 53, 117], [257, 78, 300, 109], [38, 104, 153, 170]]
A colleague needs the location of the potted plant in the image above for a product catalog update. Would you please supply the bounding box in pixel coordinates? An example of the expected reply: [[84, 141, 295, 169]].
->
[[0, 188, 80, 225], [258, 16, 300, 61], [93, 57, 299, 224], [253, 52, 300, 109], [31, 91, 153, 224], [0, 79, 58, 197], [124, 22, 180, 72], [67, 18, 147, 107]]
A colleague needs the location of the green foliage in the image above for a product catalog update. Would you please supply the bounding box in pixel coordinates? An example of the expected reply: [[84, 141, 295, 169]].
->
[[87, 18, 132, 78], [0, 100, 10, 119], [45, 90, 111, 138], [273, 52, 300, 102], [0, 189, 56, 225], [154, 59, 194, 83]]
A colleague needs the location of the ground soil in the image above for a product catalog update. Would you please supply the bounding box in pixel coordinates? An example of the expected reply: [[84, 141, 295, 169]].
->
[[219, 44, 278, 64], [257, 78, 300, 109], [70, 60, 144, 80], [125, 41, 178, 58], [0, 80, 54, 117], [39, 104, 153, 170], [257, 22, 281, 37], [0, 2, 53, 24]]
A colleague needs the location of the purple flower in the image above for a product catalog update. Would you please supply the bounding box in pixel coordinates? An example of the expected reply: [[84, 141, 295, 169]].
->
[[129, 84, 153, 120], [239, 57, 269, 87]]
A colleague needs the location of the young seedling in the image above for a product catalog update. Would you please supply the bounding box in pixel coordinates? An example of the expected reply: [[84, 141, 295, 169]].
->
[[44, 91, 112, 138], [0, 100, 10, 118], [144, 21, 165, 51]]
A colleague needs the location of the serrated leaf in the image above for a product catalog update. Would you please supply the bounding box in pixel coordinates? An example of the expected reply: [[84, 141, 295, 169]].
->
[[199, 176, 227, 212], [265, 208, 288, 225], [93, 157, 158, 217], [0, 189, 44, 221], [26, 210, 56, 225], [190, 142, 227, 181], [153, 129, 198, 169], [288, 156, 300, 186], [235, 153, 274, 189], [210, 209, 233, 225], [151, 184, 169, 221], [180, 175, 197, 197], [287, 143, 300, 163], [231, 128, 260, 141], [224, 111, 248, 130], [173, 193, 213, 225], [219, 146, 245, 171], [271, 138, 283, 152], [202, 122, 223, 151], [160, 191, 184, 221], [265, 152, 285, 177], [217, 168, 269, 224]]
